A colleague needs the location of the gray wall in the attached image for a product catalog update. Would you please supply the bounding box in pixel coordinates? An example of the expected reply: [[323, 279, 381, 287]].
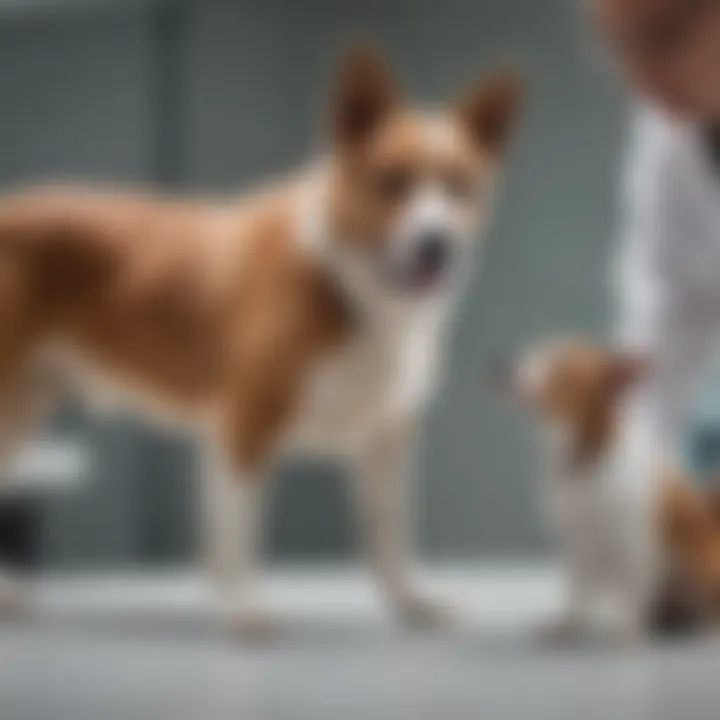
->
[[0, 0, 625, 565]]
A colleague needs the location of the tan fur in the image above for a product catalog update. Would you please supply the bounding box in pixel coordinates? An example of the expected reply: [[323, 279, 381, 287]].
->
[[0, 48, 521, 482], [516, 341, 644, 467], [329, 111, 491, 248], [328, 44, 520, 253], [659, 470, 720, 616], [0, 185, 352, 474]]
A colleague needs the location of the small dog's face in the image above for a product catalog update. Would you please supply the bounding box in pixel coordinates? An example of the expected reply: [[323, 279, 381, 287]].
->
[[327, 45, 522, 295], [500, 340, 647, 463]]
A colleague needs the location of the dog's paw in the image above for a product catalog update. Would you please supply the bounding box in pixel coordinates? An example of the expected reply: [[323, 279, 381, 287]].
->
[[395, 595, 453, 630], [225, 607, 283, 645]]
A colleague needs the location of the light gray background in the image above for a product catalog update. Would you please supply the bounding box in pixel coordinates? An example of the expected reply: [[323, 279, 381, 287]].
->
[[0, 0, 625, 566]]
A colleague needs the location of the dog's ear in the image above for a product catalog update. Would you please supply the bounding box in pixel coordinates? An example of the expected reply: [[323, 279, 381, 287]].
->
[[454, 69, 523, 157], [332, 43, 399, 149], [606, 351, 650, 396]]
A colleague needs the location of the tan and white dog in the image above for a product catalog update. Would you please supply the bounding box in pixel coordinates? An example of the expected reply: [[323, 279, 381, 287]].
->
[[502, 339, 720, 642], [0, 46, 522, 635]]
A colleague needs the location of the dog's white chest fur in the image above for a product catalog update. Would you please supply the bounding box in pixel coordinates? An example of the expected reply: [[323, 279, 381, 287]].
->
[[543, 417, 659, 587], [288, 304, 445, 454]]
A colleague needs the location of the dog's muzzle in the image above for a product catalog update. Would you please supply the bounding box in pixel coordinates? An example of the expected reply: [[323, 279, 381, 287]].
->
[[385, 229, 455, 293]]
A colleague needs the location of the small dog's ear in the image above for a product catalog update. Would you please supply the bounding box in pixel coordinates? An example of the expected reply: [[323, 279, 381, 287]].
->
[[332, 43, 399, 149], [606, 351, 650, 396], [454, 69, 523, 157]]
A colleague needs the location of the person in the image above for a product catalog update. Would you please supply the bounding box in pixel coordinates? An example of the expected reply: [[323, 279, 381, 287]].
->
[[589, 0, 720, 456]]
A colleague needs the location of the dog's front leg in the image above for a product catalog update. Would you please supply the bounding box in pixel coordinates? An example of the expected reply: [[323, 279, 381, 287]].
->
[[613, 532, 658, 645], [202, 451, 275, 641], [353, 422, 449, 628], [535, 548, 597, 644]]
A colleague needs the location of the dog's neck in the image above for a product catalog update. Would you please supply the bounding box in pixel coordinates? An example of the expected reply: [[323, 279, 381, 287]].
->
[[293, 162, 455, 336]]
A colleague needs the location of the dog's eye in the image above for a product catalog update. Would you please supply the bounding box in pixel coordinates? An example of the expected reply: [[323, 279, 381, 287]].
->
[[372, 166, 414, 202], [443, 168, 476, 201]]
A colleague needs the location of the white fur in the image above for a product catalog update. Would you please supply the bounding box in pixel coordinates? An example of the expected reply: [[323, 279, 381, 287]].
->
[[539, 399, 661, 640], [389, 183, 457, 266]]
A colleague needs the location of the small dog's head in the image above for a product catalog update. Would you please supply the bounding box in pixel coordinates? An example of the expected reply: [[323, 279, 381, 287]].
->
[[497, 340, 648, 466], [325, 44, 522, 296]]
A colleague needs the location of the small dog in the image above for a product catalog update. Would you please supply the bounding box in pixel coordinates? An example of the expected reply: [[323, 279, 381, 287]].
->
[[499, 339, 720, 642], [0, 45, 522, 635]]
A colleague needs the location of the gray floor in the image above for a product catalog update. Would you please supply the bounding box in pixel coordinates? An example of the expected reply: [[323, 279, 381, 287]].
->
[[2, 567, 720, 720]]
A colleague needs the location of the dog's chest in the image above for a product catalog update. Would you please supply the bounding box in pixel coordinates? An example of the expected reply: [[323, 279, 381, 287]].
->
[[548, 447, 655, 567], [288, 310, 443, 453]]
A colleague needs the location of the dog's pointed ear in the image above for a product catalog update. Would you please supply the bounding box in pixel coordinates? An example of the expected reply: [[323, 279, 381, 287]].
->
[[606, 351, 650, 396], [454, 69, 523, 157], [332, 43, 399, 149]]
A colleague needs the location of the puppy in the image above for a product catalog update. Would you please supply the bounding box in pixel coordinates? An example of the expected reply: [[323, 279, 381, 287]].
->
[[500, 340, 663, 642], [503, 339, 720, 642], [0, 45, 522, 635]]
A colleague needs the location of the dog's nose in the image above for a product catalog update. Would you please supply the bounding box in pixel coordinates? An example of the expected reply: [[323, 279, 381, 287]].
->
[[415, 230, 452, 278]]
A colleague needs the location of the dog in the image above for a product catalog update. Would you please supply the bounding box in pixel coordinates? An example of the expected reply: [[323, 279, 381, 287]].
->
[[0, 45, 522, 636], [499, 339, 720, 642]]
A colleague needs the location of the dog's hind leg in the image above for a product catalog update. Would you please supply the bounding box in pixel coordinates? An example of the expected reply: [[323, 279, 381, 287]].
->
[[0, 357, 68, 473]]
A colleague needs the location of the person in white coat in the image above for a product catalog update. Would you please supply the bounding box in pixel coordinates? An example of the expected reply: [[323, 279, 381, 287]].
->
[[589, 0, 720, 456]]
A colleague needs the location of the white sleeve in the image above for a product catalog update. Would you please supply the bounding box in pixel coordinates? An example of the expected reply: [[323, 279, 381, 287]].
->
[[613, 110, 720, 452], [612, 108, 678, 352]]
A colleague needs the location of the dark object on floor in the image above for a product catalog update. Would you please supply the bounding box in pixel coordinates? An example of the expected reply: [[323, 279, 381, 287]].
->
[[650, 569, 705, 637], [0, 496, 42, 571]]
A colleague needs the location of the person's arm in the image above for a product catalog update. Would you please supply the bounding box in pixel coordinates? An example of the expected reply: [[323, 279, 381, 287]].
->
[[613, 109, 674, 351], [613, 109, 718, 454]]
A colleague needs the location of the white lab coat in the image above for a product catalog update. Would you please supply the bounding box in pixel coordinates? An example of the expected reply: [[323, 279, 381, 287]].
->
[[615, 106, 720, 456]]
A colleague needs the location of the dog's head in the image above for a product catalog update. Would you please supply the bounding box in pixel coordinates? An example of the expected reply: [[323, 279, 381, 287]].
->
[[324, 44, 522, 297], [497, 340, 649, 466]]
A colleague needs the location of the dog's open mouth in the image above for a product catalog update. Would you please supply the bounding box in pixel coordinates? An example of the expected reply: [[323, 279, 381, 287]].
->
[[383, 254, 452, 295]]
